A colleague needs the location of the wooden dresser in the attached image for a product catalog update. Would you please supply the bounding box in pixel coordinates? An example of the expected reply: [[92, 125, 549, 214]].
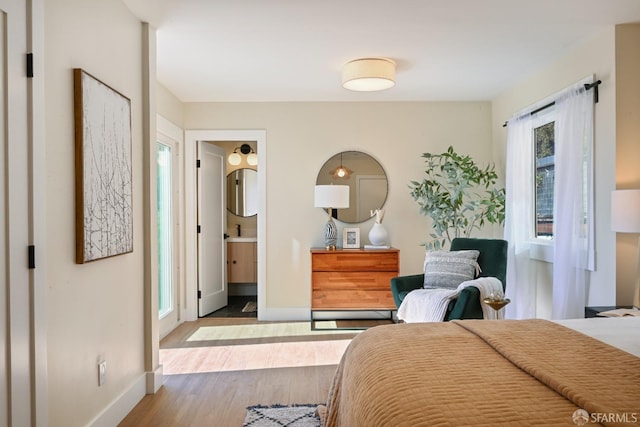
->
[[310, 248, 399, 315]]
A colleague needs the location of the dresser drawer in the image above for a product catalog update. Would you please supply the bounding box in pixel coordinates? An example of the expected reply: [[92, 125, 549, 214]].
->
[[310, 248, 400, 315], [312, 271, 398, 291], [311, 251, 398, 272], [312, 289, 396, 310]]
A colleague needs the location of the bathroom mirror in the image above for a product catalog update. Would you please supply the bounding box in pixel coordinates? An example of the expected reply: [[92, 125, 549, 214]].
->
[[227, 168, 258, 217], [316, 151, 388, 224]]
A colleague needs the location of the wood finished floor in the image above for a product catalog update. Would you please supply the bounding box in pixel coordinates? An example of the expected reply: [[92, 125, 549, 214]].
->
[[118, 317, 389, 427]]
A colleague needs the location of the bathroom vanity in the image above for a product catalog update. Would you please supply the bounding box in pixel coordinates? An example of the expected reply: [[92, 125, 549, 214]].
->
[[227, 238, 257, 283]]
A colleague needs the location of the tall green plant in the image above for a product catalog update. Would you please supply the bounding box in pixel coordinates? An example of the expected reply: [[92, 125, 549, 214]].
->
[[409, 146, 506, 250]]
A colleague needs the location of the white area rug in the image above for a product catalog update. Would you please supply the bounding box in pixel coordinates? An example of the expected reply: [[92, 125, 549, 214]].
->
[[243, 404, 321, 427]]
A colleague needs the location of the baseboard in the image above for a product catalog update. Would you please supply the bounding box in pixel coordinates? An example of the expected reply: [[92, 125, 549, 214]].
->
[[88, 374, 146, 427], [229, 283, 257, 296], [258, 307, 310, 321], [311, 310, 393, 320], [258, 307, 395, 322], [146, 365, 164, 394]]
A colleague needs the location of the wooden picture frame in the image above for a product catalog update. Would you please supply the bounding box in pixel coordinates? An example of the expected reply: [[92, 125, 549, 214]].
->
[[74, 69, 133, 263], [343, 227, 360, 249]]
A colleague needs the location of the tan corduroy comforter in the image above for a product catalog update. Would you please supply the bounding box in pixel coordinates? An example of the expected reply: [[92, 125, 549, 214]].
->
[[319, 319, 640, 427]]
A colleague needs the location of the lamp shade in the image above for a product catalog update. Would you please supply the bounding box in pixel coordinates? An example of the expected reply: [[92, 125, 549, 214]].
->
[[314, 185, 349, 209], [228, 152, 241, 165], [342, 58, 395, 92], [246, 152, 258, 166], [611, 189, 640, 233]]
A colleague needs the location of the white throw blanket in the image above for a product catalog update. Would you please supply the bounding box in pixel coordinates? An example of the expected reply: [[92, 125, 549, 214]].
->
[[397, 277, 504, 323]]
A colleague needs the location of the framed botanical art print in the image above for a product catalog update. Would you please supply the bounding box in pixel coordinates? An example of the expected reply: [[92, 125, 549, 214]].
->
[[343, 227, 360, 249], [74, 68, 133, 263]]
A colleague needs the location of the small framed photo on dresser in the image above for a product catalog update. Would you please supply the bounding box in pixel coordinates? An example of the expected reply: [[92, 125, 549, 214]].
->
[[343, 228, 360, 249]]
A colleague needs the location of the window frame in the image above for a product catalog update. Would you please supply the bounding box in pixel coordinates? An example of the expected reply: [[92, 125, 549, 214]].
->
[[524, 93, 595, 268], [531, 107, 556, 243], [157, 140, 176, 320], [528, 107, 556, 263]]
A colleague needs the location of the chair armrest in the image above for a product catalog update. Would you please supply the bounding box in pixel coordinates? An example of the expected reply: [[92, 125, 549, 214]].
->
[[390, 274, 424, 308], [445, 287, 483, 320]]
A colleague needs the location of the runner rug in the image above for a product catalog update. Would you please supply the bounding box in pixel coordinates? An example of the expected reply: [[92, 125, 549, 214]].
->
[[242, 404, 321, 427]]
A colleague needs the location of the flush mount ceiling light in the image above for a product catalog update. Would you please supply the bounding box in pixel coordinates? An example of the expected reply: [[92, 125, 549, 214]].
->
[[228, 143, 258, 166], [342, 58, 396, 92]]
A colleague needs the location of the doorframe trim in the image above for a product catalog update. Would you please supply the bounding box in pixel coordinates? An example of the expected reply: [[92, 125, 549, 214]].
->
[[30, 0, 48, 424], [183, 130, 266, 321], [157, 115, 184, 338]]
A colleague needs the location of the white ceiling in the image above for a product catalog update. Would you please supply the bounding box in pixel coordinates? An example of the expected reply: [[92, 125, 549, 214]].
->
[[123, 0, 640, 102]]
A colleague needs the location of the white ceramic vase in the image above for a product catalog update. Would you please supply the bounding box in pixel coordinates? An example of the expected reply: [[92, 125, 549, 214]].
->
[[368, 222, 388, 246]]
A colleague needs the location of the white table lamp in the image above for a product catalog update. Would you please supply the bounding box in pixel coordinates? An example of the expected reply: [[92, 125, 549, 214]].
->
[[314, 185, 349, 250], [611, 189, 640, 309]]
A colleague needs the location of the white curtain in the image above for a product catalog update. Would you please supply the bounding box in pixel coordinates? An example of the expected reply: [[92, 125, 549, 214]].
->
[[552, 78, 595, 319], [504, 114, 537, 319], [504, 77, 595, 320]]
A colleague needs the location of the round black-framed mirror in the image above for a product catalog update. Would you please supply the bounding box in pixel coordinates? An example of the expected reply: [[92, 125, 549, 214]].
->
[[315, 151, 388, 224], [227, 168, 258, 217]]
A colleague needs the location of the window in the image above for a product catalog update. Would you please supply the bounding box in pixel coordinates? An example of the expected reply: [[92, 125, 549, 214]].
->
[[533, 116, 555, 239], [157, 142, 173, 319], [530, 102, 592, 246]]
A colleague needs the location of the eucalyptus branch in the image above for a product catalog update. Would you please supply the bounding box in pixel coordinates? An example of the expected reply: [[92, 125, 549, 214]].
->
[[409, 145, 506, 249]]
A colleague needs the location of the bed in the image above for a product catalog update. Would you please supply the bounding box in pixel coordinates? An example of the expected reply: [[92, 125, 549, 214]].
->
[[318, 318, 640, 427]]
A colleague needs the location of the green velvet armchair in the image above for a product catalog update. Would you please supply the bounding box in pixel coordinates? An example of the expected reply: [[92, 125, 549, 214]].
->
[[390, 238, 508, 321]]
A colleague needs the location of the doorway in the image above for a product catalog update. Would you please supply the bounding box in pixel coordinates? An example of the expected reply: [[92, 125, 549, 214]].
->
[[196, 141, 228, 316], [183, 130, 266, 322]]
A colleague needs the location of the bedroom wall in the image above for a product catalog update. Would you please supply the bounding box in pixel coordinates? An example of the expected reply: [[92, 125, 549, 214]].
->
[[184, 101, 495, 313], [157, 82, 184, 128], [45, 0, 147, 425], [614, 23, 640, 305], [491, 27, 618, 317]]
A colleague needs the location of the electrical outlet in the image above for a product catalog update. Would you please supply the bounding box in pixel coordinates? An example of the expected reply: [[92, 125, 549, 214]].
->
[[98, 360, 106, 386]]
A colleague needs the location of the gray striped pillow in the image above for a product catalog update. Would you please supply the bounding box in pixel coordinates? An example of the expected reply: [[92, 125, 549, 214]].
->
[[423, 250, 480, 289]]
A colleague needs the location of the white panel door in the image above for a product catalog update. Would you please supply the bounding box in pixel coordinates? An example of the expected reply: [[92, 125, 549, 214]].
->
[[0, 0, 32, 425], [197, 142, 227, 316]]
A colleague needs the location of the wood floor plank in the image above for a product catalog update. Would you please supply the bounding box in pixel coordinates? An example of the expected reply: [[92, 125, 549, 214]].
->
[[118, 318, 387, 426]]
